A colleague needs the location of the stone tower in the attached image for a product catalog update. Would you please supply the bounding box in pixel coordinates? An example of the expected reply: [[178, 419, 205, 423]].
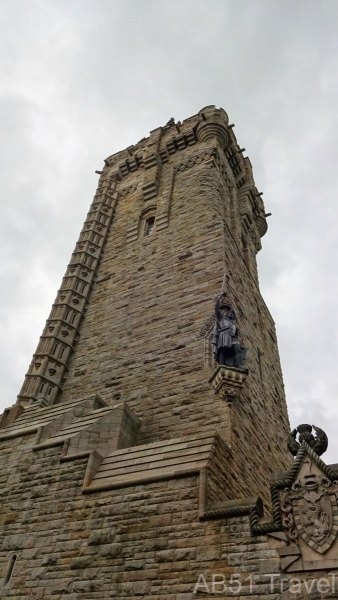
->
[[14, 105, 291, 500], [4, 106, 329, 598]]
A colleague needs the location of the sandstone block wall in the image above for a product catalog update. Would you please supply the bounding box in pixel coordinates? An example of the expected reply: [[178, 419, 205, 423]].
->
[[0, 434, 333, 599], [0, 107, 300, 597], [60, 108, 290, 503], [0, 433, 242, 598]]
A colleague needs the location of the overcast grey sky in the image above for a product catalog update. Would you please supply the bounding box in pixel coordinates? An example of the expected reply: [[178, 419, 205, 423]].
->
[[1, 0, 338, 461]]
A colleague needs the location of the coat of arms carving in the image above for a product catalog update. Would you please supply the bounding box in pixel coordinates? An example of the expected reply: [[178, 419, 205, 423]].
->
[[281, 474, 338, 554], [263, 424, 338, 572]]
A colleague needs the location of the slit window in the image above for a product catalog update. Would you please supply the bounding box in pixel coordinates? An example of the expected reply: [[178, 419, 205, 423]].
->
[[144, 217, 155, 236], [258, 349, 264, 381], [4, 553, 17, 586]]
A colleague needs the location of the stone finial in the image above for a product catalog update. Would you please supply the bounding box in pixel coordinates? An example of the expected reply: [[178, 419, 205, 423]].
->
[[287, 424, 328, 457]]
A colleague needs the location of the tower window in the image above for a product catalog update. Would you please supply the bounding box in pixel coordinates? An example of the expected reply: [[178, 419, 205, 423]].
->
[[258, 349, 264, 381], [144, 217, 155, 236], [138, 206, 157, 241]]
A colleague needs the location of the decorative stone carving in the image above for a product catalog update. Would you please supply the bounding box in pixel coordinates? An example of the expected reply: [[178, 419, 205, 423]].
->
[[287, 423, 328, 457], [281, 474, 338, 554], [165, 117, 176, 127], [209, 364, 248, 446], [263, 425, 338, 572], [209, 364, 248, 403]]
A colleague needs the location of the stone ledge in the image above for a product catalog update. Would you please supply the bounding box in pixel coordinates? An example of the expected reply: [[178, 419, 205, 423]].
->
[[202, 496, 263, 520], [82, 432, 216, 494]]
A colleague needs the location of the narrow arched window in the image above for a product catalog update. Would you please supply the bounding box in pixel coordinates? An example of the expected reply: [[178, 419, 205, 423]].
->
[[138, 206, 157, 240], [3, 553, 17, 586], [144, 216, 155, 236], [258, 349, 264, 381]]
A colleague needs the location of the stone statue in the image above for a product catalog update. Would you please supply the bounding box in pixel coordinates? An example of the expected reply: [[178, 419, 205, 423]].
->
[[212, 294, 246, 369]]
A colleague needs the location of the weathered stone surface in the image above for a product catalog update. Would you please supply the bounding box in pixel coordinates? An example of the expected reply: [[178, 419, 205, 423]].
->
[[2, 534, 35, 550], [1, 106, 327, 599], [100, 542, 123, 557], [88, 529, 115, 545], [70, 556, 92, 569], [41, 553, 59, 566], [51, 107, 290, 507], [72, 580, 93, 592]]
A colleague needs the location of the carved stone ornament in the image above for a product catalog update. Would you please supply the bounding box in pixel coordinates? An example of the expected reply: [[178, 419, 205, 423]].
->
[[265, 425, 338, 572], [287, 423, 328, 457], [281, 474, 338, 554], [209, 364, 248, 403]]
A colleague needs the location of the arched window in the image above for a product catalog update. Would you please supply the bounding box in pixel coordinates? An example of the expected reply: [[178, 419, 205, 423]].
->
[[139, 206, 157, 239], [144, 216, 155, 236]]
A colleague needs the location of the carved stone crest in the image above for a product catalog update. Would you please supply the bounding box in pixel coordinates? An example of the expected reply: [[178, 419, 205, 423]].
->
[[262, 424, 338, 571], [281, 474, 338, 554]]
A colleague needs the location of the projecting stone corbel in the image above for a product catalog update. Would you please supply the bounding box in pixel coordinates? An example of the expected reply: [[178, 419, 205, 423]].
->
[[209, 364, 249, 403], [209, 365, 249, 445]]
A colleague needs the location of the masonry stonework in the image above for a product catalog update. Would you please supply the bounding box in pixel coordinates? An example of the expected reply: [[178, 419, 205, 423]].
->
[[1, 106, 334, 598]]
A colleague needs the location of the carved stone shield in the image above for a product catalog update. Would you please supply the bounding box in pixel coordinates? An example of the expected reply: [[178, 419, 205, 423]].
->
[[293, 494, 337, 553], [284, 477, 338, 554]]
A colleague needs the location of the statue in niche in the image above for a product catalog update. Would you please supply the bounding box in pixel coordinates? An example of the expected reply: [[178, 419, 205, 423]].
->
[[212, 294, 247, 369]]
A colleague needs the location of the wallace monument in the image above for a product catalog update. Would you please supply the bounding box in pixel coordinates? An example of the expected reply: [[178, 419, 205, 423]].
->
[[0, 106, 337, 598]]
